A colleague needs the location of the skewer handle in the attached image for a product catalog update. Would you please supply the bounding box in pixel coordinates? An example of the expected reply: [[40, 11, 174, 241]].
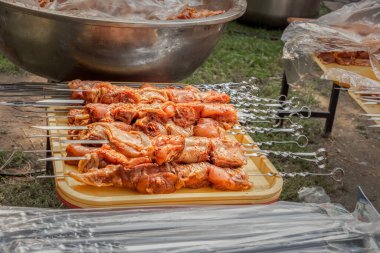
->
[[244, 135, 309, 148]]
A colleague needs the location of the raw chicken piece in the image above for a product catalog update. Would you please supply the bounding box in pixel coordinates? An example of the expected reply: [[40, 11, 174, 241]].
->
[[176, 137, 211, 164], [208, 166, 252, 191], [210, 138, 246, 168], [194, 118, 226, 138]]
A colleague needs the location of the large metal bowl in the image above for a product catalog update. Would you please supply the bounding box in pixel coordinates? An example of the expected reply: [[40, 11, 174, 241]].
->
[[240, 0, 321, 28], [0, 0, 246, 82]]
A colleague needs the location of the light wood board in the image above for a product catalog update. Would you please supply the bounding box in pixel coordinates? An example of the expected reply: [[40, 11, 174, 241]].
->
[[47, 106, 283, 208]]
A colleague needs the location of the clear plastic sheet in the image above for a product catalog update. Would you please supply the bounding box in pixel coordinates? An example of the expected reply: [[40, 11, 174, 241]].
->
[[10, 0, 206, 21], [298, 186, 331, 203], [282, 0, 380, 87], [1, 202, 379, 252]]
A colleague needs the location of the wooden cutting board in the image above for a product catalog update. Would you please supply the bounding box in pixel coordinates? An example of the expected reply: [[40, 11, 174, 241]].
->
[[313, 55, 379, 88], [46, 86, 283, 208]]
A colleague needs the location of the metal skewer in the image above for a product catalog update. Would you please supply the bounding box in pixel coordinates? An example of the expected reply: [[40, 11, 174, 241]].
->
[[367, 117, 380, 121], [15, 115, 75, 119], [362, 113, 380, 117], [354, 91, 380, 95], [32, 125, 88, 130], [250, 167, 344, 182], [39, 144, 326, 166], [231, 124, 304, 136], [363, 101, 380, 105], [31, 124, 304, 137], [360, 98, 380, 103], [243, 135, 309, 148], [27, 134, 82, 138], [36, 167, 344, 182], [245, 148, 327, 167]]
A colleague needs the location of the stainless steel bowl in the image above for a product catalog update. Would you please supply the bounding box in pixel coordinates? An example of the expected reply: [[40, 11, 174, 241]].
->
[[0, 0, 246, 82], [240, 0, 321, 28]]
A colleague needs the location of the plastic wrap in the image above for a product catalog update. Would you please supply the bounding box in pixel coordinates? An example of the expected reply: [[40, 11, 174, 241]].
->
[[10, 0, 208, 21], [298, 186, 331, 203], [0, 201, 379, 253], [282, 0, 380, 88]]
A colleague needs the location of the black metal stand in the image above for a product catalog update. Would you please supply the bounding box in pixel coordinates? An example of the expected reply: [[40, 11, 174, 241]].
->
[[46, 136, 53, 175], [279, 72, 341, 136]]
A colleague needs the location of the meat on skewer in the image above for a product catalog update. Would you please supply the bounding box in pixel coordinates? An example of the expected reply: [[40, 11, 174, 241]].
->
[[64, 126, 246, 171], [67, 162, 251, 194], [68, 80, 230, 104], [68, 102, 238, 128]]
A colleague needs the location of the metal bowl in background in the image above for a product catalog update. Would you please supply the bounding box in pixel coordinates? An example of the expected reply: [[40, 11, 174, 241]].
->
[[0, 0, 246, 82], [240, 0, 321, 28]]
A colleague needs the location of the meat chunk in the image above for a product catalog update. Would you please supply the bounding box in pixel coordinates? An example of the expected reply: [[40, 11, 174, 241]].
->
[[102, 124, 154, 158], [165, 121, 194, 137], [68, 164, 178, 194], [194, 118, 226, 138], [134, 118, 168, 137], [208, 166, 251, 191], [210, 138, 246, 168], [67, 109, 90, 126], [172, 103, 203, 127], [317, 52, 336, 64], [166, 88, 202, 103], [174, 162, 210, 189], [176, 137, 211, 164], [201, 104, 238, 124], [200, 90, 230, 103], [152, 135, 185, 165], [99, 89, 140, 104], [65, 144, 98, 166]]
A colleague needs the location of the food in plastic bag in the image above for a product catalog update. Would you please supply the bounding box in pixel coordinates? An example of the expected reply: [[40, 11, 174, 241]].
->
[[27, 0, 225, 21], [317, 51, 370, 67], [282, 0, 380, 87]]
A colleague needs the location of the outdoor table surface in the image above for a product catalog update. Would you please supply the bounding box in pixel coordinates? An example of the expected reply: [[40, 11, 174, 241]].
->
[[313, 56, 380, 126]]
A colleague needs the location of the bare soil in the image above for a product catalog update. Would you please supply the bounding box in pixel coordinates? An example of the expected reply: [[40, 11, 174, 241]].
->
[[314, 89, 380, 211], [0, 74, 48, 152], [0, 73, 379, 211]]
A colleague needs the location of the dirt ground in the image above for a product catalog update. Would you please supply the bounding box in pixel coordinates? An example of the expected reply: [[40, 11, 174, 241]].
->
[[314, 88, 380, 211], [0, 74, 48, 152], [0, 73, 379, 211]]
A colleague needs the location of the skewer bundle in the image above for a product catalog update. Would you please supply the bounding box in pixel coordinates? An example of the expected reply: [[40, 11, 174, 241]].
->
[[54, 80, 253, 194]]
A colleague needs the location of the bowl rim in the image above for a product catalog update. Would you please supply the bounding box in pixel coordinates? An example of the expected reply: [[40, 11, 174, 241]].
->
[[0, 0, 247, 27]]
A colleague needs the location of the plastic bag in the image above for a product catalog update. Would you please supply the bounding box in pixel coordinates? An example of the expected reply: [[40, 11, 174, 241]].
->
[[298, 186, 331, 203], [11, 0, 206, 21], [0, 202, 379, 252], [282, 0, 380, 88]]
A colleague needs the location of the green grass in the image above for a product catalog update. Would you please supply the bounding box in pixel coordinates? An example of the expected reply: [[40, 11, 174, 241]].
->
[[0, 21, 333, 207], [0, 54, 22, 73], [0, 150, 62, 207], [0, 177, 62, 208], [186, 23, 284, 84]]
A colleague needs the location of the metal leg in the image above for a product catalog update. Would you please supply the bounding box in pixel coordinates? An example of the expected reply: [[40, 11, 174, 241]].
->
[[278, 72, 290, 127], [45, 134, 53, 175], [323, 82, 341, 136], [279, 72, 289, 102], [45, 79, 54, 175]]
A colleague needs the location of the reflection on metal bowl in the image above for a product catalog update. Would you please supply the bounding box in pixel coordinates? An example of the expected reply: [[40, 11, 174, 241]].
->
[[240, 0, 321, 28], [0, 0, 246, 82]]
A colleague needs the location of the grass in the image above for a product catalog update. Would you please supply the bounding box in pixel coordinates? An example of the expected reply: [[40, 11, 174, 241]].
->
[[0, 54, 22, 74], [0, 21, 333, 207], [0, 150, 61, 208]]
